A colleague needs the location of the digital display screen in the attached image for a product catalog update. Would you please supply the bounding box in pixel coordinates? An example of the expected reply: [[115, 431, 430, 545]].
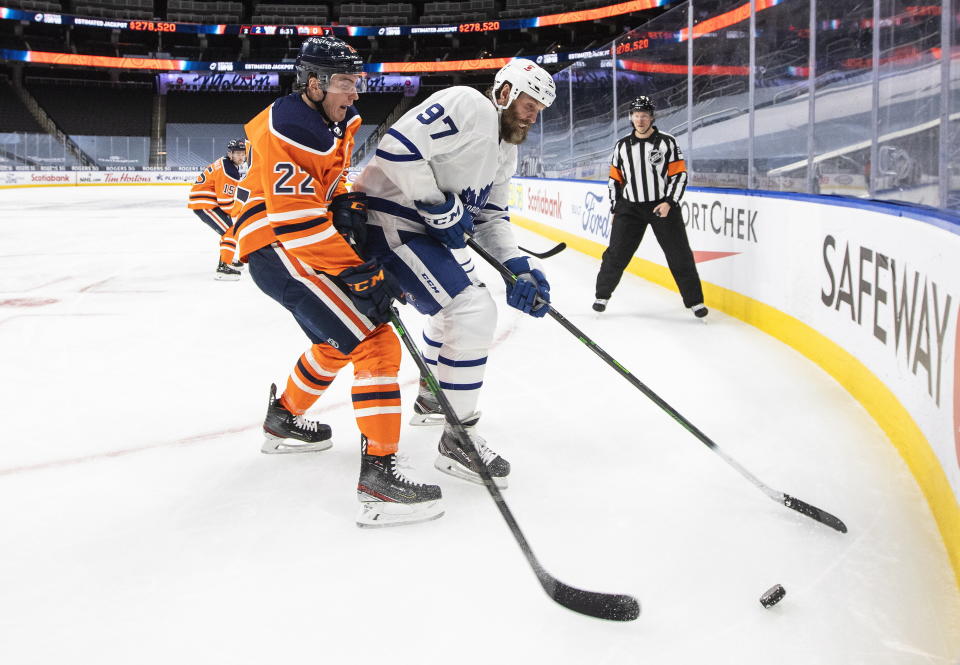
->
[[0, 0, 671, 37], [0, 47, 617, 74]]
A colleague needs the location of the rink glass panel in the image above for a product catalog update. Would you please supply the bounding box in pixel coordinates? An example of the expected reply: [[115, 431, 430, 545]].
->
[[166, 123, 246, 170], [532, 68, 573, 179], [614, 4, 690, 161], [949, 0, 960, 211], [874, 0, 943, 207], [687, 0, 752, 188], [570, 58, 616, 181], [752, 0, 811, 193], [73, 136, 150, 169], [0, 132, 75, 168]]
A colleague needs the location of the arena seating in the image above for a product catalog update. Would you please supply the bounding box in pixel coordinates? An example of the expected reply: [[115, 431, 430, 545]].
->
[[0, 78, 45, 133], [419, 0, 494, 25], [338, 3, 415, 27], [27, 82, 153, 135], [73, 0, 154, 21], [167, 0, 243, 24], [252, 3, 330, 24]]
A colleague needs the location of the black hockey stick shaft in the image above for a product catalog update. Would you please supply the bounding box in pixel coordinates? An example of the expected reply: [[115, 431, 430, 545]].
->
[[389, 309, 640, 622], [466, 238, 847, 534], [518, 241, 567, 259]]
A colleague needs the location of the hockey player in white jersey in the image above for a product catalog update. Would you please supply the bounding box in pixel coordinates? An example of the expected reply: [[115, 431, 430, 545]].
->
[[354, 60, 556, 488]]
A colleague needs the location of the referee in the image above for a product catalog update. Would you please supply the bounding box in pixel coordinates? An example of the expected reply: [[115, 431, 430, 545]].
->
[[593, 96, 707, 319]]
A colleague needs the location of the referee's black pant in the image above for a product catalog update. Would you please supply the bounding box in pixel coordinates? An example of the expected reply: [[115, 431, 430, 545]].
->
[[595, 199, 704, 308]]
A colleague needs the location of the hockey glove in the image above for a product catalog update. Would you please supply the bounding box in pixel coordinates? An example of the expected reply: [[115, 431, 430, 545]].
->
[[415, 192, 474, 250], [337, 260, 404, 326], [330, 191, 368, 250], [504, 256, 551, 318]]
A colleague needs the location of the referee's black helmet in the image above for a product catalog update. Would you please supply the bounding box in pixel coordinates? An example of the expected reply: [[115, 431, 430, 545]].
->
[[629, 96, 655, 115]]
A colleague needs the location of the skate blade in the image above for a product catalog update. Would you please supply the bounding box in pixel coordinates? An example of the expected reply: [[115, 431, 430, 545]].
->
[[214, 273, 241, 281], [260, 435, 333, 454], [434, 455, 508, 489], [355, 499, 444, 528], [410, 407, 482, 427], [409, 412, 446, 426]]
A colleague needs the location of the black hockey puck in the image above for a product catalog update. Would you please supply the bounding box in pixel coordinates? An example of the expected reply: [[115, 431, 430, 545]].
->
[[759, 584, 786, 608]]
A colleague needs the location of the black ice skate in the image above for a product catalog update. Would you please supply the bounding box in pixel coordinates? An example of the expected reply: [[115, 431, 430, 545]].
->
[[356, 437, 444, 528], [435, 415, 510, 489], [410, 377, 444, 426], [215, 261, 241, 281], [592, 298, 608, 312], [261, 383, 333, 454], [690, 303, 709, 321]]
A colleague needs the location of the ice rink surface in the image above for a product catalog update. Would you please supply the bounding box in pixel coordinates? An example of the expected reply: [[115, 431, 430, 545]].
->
[[1, 186, 959, 664]]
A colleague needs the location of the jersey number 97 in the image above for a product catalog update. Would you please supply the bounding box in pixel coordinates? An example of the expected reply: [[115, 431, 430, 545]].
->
[[416, 103, 459, 140]]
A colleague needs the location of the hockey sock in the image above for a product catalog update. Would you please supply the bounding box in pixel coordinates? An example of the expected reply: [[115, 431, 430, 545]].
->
[[281, 346, 347, 414]]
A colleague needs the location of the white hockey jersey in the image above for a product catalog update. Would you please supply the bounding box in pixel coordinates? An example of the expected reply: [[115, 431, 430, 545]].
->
[[354, 86, 525, 264]]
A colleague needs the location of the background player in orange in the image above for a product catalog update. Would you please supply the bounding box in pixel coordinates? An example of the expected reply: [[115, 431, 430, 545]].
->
[[235, 36, 442, 527], [187, 139, 246, 280]]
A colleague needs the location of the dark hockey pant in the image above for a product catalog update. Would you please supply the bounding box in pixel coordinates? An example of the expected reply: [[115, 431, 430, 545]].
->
[[595, 199, 704, 308], [193, 207, 232, 235]]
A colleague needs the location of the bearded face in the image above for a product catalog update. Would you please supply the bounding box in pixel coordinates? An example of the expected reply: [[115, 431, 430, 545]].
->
[[498, 90, 544, 145], [500, 103, 530, 145]]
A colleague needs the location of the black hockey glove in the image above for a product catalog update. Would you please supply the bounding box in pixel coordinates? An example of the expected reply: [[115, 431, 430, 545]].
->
[[337, 260, 404, 326], [330, 191, 368, 250]]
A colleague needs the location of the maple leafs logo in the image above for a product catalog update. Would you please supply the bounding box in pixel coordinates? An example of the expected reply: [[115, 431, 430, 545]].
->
[[459, 183, 493, 217]]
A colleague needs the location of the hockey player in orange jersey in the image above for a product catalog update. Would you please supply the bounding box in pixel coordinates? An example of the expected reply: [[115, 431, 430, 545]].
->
[[236, 36, 442, 527], [187, 139, 246, 280]]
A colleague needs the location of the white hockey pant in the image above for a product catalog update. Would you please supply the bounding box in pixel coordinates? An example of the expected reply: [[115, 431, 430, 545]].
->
[[421, 283, 497, 420]]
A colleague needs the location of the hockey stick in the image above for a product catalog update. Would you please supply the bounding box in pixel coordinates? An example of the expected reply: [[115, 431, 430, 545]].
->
[[466, 238, 848, 534], [389, 308, 640, 622], [518, 241, 567, 259]]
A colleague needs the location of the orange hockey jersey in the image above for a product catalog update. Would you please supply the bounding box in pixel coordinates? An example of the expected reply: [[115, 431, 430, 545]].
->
[[188, 156, 242, 211], [236, 93, 361, 272]]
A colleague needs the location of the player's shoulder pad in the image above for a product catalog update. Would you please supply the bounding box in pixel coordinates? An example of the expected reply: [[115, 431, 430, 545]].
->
[[221, 156, 241, 180], [446, 86, 494, 112], [436, 86, 497, 130], [342, 105, 361, 127], [269, 93, 336, 154]]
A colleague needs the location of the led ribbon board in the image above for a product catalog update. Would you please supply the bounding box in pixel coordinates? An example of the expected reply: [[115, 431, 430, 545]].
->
[[0, 0, 672, 36], [0, 47, 616, 73]]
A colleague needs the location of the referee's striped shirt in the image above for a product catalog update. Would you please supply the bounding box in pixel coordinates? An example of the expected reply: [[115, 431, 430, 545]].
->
[[608, 127, 687, 207]]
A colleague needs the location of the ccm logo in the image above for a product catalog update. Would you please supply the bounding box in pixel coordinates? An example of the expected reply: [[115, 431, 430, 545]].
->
[[348, 270, 384, 292]]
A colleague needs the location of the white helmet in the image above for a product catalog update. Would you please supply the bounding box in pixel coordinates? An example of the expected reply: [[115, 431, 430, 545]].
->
[[492, 59, 556, 111]]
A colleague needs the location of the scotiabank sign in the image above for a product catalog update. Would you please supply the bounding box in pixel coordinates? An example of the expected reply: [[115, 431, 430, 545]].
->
[[28, 172, 73, 184]]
